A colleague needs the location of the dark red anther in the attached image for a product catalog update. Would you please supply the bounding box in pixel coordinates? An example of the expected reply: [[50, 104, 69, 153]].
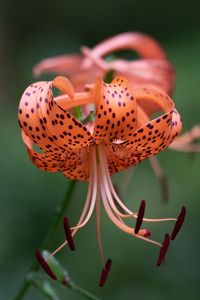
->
[[63, 217, 75, 251], [134, 200, 146, 234], [35, 250, 57, 280], [156, 234, 170, 267], [171, 206, 186, 240], [99, 259, 112, 287]]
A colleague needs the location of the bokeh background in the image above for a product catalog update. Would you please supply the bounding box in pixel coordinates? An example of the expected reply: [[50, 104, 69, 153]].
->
[[1, 0, 200, 299]]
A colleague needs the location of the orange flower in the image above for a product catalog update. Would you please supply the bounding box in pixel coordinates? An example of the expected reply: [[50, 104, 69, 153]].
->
[[18, 75, 185, 284], [33, 32, 174, 95]]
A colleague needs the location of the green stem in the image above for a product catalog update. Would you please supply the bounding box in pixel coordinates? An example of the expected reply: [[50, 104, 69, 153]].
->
[[69, 282, 101, 300], [14, 180, 77, 300]]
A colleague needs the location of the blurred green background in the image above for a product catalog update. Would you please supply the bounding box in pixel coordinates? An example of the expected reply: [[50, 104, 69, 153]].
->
[[1, 0, 200, 299]]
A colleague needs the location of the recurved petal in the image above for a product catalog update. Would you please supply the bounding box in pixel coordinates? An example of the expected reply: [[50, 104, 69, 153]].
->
[[135, 86, 174, 117], [18, 81, 56, 152], [22, 131, 65, 172], [88, 32, 167, 60], [164, 109, 182, 147], [33, 52, 102, 92], [108, 59, 175, 96], [62, 150, 90, 181], [18, 77, 93, 152], [121, 88, 182, 160], [22, 131, 90, 181], [93, 76, 138, 143], [33, 54, 84, 77]]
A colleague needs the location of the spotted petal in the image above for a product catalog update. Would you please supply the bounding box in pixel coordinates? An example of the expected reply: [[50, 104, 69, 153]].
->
[[121, 87, 182, 160], [105, 142, 142, 175], [22, 131, 90, 181], [18, 77, 93, 181], [18, 76, 93, 152], [93, 76, 138, 142]]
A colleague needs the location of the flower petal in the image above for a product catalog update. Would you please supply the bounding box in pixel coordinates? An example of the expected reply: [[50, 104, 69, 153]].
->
[[89, 32, 167, 60], [18, 77, 93, 181], [18, 77, 93, 152], [109, 59, 174, 96], [33, 54, 83, 77], [82, 33, 174, 95], [22, 131, 60, 172], [62, 150, 90, 181], [22, 131, 90, 181], [33, 32, 174, 94], [33, 53, 102, 92], [93, 76, 138, 142], [135, 86, 173, 117], [122, 88, 182, 159], [105, 142, 141, 175]]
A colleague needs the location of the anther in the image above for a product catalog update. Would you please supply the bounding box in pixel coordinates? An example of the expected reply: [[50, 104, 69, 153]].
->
[[99, 259, 112, 287], [35, 250, 57, 280], [171, 206, 186, 240], [156, 234, 170, 267], [63, 217, 75, 251], [134, 200, 146, 234]]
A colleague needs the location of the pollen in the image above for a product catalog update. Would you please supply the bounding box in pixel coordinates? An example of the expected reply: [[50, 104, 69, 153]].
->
[[63, 217, 75, 251], [156, 234, 170, 267], [99, 259, 112, 287], [134, 200, 146, 234]]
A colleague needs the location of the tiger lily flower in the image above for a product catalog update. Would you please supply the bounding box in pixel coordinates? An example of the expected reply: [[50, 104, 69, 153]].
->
[[18, 75, 185, 285], [33, 32, 200, 202]]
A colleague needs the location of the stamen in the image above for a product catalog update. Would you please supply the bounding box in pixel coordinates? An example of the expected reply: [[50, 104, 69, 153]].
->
[[98, 149, 161, 247], [100, 145, 176, 223], [134, 200, 146, 234], [99, 259, 112, 287], [170, 206, 186, 240], [96, 191, 105, 265], [63, 217, 75, 251], [35, 250, 57, 280], [50, 147, 97, 257], [156, 234, 170, 266], [70, 147, 98, 231]]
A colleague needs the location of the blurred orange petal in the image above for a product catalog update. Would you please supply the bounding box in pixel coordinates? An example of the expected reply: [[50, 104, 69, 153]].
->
[[33, 32, 174, 94]]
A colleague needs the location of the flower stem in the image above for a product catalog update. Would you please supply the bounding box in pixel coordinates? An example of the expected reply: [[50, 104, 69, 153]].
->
[[14, 180, 77, 300]]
